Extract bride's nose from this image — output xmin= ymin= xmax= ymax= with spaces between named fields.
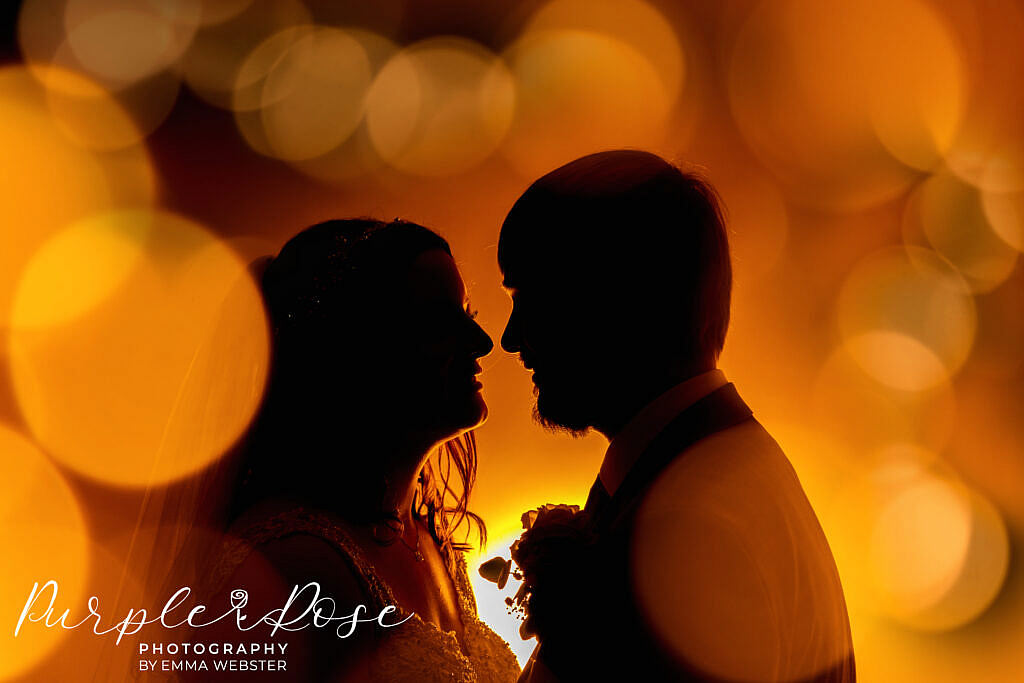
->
xmin=467 ymin=318 xmax=494 ymax=359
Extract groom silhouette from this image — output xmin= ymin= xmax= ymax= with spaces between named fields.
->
xmin=500 ymin=150 xmax=855 ymax=682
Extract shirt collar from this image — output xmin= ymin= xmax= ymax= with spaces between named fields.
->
xmin=598 ymin=369 xmax=728 ymax=496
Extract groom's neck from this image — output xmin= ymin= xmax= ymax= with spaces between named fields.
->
xmin=592 ymin=360 xmax=715 ymax=441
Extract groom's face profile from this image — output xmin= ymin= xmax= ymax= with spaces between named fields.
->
xmin=500 ymin=266 xmax=613 ymax=433
xmin=498 ymin=150 xmax=732 ymax=435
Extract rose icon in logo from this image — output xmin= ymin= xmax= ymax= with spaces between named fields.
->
xmin=230 ymin=589 xmax=248 ymax=609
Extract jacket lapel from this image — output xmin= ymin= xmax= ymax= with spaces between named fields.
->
xmin=592 ymin=383 xmax=753 ymax=533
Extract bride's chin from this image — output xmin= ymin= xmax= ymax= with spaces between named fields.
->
xmin=455 ymin=395 xmax=489 ymax=432
xmin=428 ymin=399 xmax=489 ymax=443
xmin=466 ymin=396 xmax=489 ymax=426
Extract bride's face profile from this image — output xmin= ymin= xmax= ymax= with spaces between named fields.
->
xmin=397 ymin=249 xmax=493 ymax=441
xmin=257 ymin=221 xmax=493 ymax=459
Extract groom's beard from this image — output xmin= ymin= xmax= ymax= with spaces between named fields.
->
xmin=532 ymin=384 xmax=592 ymax=438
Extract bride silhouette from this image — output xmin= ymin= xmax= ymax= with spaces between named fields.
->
xmin=182 ymin=219 xmax=518 ymax=682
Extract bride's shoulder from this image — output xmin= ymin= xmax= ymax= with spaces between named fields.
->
xmin=183 ymin=508 xmax=383 ymax=681
xmin=214 ymin=504 xmax=389 ymax=610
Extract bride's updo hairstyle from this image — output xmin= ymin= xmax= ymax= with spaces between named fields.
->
xmin=234 ymin=218 xmax=485 ymax=556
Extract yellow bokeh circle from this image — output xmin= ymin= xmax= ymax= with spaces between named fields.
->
xmin=521 ymin=0 xmax=684 ymax=98
xmin=9 ymin=209 xmax=270 ymax=487
xmin=728 ymin=0 xmax=964 ymax=210
xmin=903 ymin=170 xmax=1019 ymax=293
xmin=0 ymin=66 xmax=156 ymax=331
xmin=366 ymin=37 xmax=515 ymax=177
xmin=500 ymin=28 xmax=674 ymax=177
xmin=0 ymin=424 xmax=89 ymax=680
xmin=867 ymin=457 xmax=1010 ymax=631
xmin=179 ymin=0 xmax=311 ymax=110
xmin=259 ymin=26 xmax=374 ymax=162
xmin=837 ymin=246 xmax=976 ymax=391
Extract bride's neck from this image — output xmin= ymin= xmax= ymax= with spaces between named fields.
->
xmin=377 ymin=433 xmax=448 ymax=529
xmin=246 ymin=411 xmax=451 ymax=529
xmin=300 ymin=431 xmax=441 ymax=528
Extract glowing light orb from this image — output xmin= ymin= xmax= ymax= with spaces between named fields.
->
xmin=870 ymin=476 xmax=973 ymax=616
xmin=366 ymin=37 xmax=515 ymax=176
xmin=829 ymin=449 xmax=1009 ymax=632
xmin=950 ymin=141 xmax=1024 ymax=196
xmin=179 ymin=0 xmax=311 ymax=109
xmin=0 ymin=423 xmax=89 ymax=680
xmin=844 ymin=331 xmax=950 ymax=393
xmin=8 ymin=210 xmax=270 ymax=487
xmin=233 ymin=27 xmax=396 ymax=182
xmin=981 ymin=170 xmax=1024 ymax=253
xmin=728 ymin=0 xmax=964 ymax=210
xmin=260 ymin=26 xmax=373 ymax=162
xmin=0 ymin=66 xmax=155 ymax=331
xmin=837 ymin=247 xmax=976 ymax=391
xmin=522 ymin=0 xmax=685 ymax=103
xmin=20 ymin=0 xmax=197 ymax=87
xmin=18 ymin=0 xmax=189 ymax=145
xmin=10 ymin=212 xmax=147 ymax=330
xmin=28 ymin=542 xmax=150 ymax=681
xmin=36 ymin=65 xmax=156 ymax=151
xmin=500 ymin=29 xmax=673 ymax=177
xmin=811 ymin=344 xmax=958 ymax=455
xmin=63 ymin=0 xmax=199 ymax=85
xmin=904 ymin=170 xmax=1019 ymax=292
xmin=943 ymin=0 xmax=1024 ymax=196
xmin=867 ymin=463 xmax=1010 ymax=631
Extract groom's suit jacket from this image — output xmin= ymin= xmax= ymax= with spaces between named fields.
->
xmin=521 ymin=371 xmax=855 ymax=682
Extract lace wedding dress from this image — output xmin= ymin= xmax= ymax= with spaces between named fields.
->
xmin=210 ymin=508 xmax=521 ymax=682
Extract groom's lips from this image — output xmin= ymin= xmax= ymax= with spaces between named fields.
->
xmin=519 ymin=356 xmax=544 ymax=385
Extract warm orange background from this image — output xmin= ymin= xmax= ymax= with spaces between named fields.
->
xmin=1 ymin=0 xmax=1023 ymax=680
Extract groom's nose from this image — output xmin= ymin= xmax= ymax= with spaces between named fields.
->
xmin=501 ymin=308 xmax=521 ymax=354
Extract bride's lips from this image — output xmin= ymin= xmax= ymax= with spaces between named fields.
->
xmin=468 ymin=363 xmax=483 ymax=391
xmin=447 ymin=361 xmax=483 ymax=395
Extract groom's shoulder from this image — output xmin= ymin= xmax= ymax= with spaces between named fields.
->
xmin=647 ymin=417 xmax=801 ymax=508
xmin=622 ymin=419 xmax=854 ymax=682
xmin=631 ymin=417 xmax=825 ymax=553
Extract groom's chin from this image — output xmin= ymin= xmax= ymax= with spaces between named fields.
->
xmin=533 ymin=388 xmax=592 ymax=437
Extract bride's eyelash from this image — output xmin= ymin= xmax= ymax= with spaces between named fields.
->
xmin=465 ymin=305 xmax=479 ymax=320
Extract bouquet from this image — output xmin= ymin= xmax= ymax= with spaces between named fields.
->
xmin=479 ymin=504 xmax=597 ymax=641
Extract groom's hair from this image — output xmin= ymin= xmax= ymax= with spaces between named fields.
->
xmin=499 ymin=149 xmax=732 ymax=364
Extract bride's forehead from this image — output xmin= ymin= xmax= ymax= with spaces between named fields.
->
xmin=407 ymin=249 xmax=466 ymax=303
